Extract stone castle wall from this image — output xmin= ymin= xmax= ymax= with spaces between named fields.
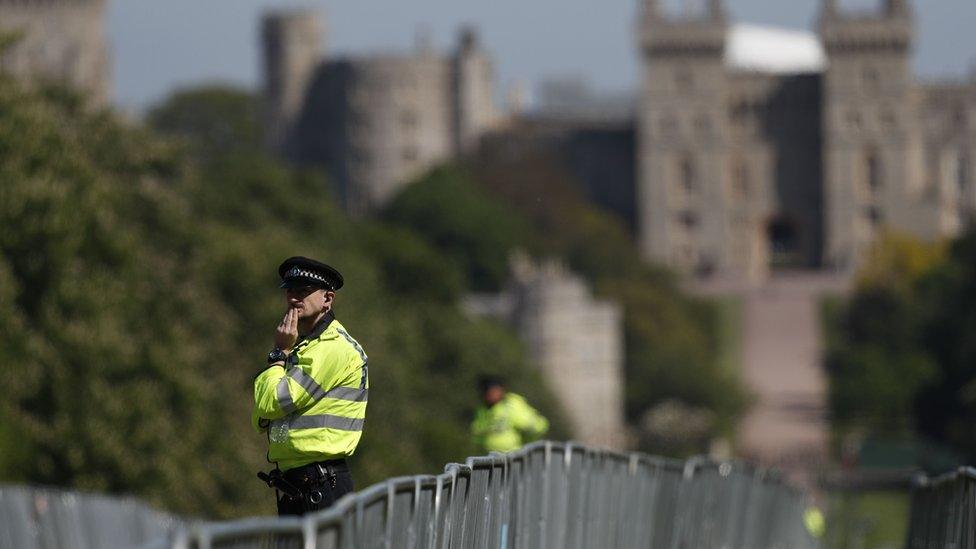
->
xmin=0 ymin=0 xmax=111 ymax=105
xmin=263 ymin=11 xmax=499 ymax=215
xmin=465 ymin=257 xmax=628 ymax=450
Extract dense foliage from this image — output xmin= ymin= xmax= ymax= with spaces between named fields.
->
xmin=387 ymin=150 xmax=747 ymax=454
xmin=826 ymin=230 xmax=976 ymax=467
xmin=0 ymin=82 xmax=565 ymax=518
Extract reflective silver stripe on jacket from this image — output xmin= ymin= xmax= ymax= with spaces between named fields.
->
xmin=276 ymin=377 xmax=296 ymax=414
xmin=336 ymin=328 xmax=369 ymax=390
xmin=286 ymin=367 xmax=368 ymax=403
xmin=289 ymin=414 xmax=365 ymax=431
xmin=336 ymin=328 xmax=367 ymax=363
xmin=323 ymin=385 xmax=368 ymax=402
xmin=287 ymin=368 xmax=327 ymax=400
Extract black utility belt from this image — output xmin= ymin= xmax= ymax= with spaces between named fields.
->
xmin=282 ymin=459 xmax=348 ymax=485
xmin=258 ymin=459 xmax=348 ymax=501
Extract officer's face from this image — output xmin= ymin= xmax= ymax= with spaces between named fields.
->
xmin=484 ymin=386 xmax=505 ymax=407
xmin=285 ymin=285 xmax=334 ymax=319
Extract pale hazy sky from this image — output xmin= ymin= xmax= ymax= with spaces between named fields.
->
xmin=109 ymin=0 xmax=976 ymax=110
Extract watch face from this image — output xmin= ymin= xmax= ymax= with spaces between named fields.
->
xmin=268 ymin=349 xmax=286 ymax=363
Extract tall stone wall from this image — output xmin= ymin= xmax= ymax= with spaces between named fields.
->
xmin=919 ymin=82 xmax=976 ymax=236
xmin=508 ymin=258 xmax=627 ymax=449
xmin=0 ymin=0 xmax=111 ymax=105
xmin=462 ymin=257 xmax=628 ymax=449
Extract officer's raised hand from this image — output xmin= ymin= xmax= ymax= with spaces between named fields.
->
xmin=275 ymin=307 xmax=299 ymax=353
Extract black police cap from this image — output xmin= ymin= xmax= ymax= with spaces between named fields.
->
xmin=278 ymin=256 xmax=344 ymax=291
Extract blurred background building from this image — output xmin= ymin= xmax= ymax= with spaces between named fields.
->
xmin=637 ymin=0 xmax=976 ymax=282
xmin=262 ymin=11 xmax=499 ymax=216
xmin=256 ymin=1 xmax=975 ymax=282
xmin=0 ymin=0 xmax=111 ymax=106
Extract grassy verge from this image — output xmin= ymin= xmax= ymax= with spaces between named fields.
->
xmin=825 ymin=490 xmax=910 ymax=549
xmin=715 ymin=296 xmax=744 ymax=376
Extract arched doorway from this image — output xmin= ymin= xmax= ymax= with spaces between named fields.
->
xmin=767 ymin=216 xmax=802 ymax=269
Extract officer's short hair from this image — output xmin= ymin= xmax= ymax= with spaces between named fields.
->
xmin=478 ymin=375 xmax=506 ymax=394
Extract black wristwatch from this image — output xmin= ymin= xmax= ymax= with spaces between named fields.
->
xmin=267 ymin=348 xmax=288 ymax=364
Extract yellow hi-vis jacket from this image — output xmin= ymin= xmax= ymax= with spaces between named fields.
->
xmin=252 ymin=312 xmax=368 ymax=471
xmin=471 ymin=392 xmax=549 ymax=453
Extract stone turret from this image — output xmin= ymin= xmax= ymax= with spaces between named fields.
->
xmin=451 ymin=27 xmax=497 ymax=155
xmin=708 ymin=0 xmax=726 ymax=20
xmin=0 ymin=0 xmax=111 ymax=105
xmin=820 ymin=0 xmax=923 ymax=271
xmin=886 ymin=0 xmax=910 ymax=17
xmin=262 ymin=11 xmax=323 ymax=155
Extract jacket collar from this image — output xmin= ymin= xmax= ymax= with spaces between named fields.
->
xmin=296 ymin=310 xmax=335 ymax=348
xmin=310 ymin=310 xmax=335 ymax=339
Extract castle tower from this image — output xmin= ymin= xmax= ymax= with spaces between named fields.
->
xmin=451 ymin=27 xmax=497 ymax=155
xmin=262 ymin=11 xmax=322 ymax=155
xmin=0 ymin=0 xmax=112 ymax=105
xmin=820 ymin=0 xmax=923 ymax=271
xmin=636 ymin=0 xmax=730 ymax=274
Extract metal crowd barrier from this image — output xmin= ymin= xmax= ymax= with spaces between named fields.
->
xmin=160 ymin=441 xmax=816 ymax=549
xmin=0 ymin=484 xmax=180 ymax=549
xmin=906 ymin=466 xmax=976 ymax=549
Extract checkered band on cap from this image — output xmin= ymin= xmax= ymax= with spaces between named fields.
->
xmin=284 ymin=266 xmax=330 ymax=286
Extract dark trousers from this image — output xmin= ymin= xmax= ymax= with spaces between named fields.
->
xmin=275 ymin=459 xmax=354 ymax=516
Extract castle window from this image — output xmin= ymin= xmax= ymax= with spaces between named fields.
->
xmin=865 ymin=151 xmax=883 ymax=194
xmin=677 ymin=210 xmax=699 ymax=231
xmin=399 ymin=110 xmax=418 ymax=131
xmin=695 ymin=114 xmax=711 ymax=134
xmin=940 ymin=149 xmax=969 ymax=196
xmin=862 ymin=67 xmax=880 ymax=92
xmin=864 ymin=206 xmax=883 ymax=230
xmin=954 ymin=107 xmax=968 ymax=128
xmin=679 ymin=156 xmax=697 ymax=194
xmin=660 ymin=115 xmax=678 ymax=133
xmin=402 ymin=146 xmax=419 ymax=163
xmin=730 ymin=102 xmax=749 ymax=126
xmin=730 ymin=159 xmax=750 ymax=201
xmin=956 ymin=153 xmax=969 ymax=193
xmin=676 ymin=69 xmax=693 ymax=92
xmin=881 ymin=110 xmax=897 ymax=128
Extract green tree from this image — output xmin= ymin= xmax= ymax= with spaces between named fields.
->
xmin=383 ymin=166 xmax=532 ymax=291
xmin=0 ymin=80 xmax=569 ymax=519
xmin=826 ymin=229 xmax=976 ymax=467
xmin=147 ymin=86 xmax=263 ymax=158
xmin=915 ymin=228 xmax=976 ymax=460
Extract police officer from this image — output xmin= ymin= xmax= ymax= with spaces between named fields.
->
xmin=471 ymin=376 xmax=549 ymax=453
xmin=252 ymin=257 xmax=368 ymax=516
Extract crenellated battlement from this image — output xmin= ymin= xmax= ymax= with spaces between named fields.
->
xmin=819 ymin=0 xmax=914 ymax=52
xmin=639 ymin=0 xmax=727 ymax=57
